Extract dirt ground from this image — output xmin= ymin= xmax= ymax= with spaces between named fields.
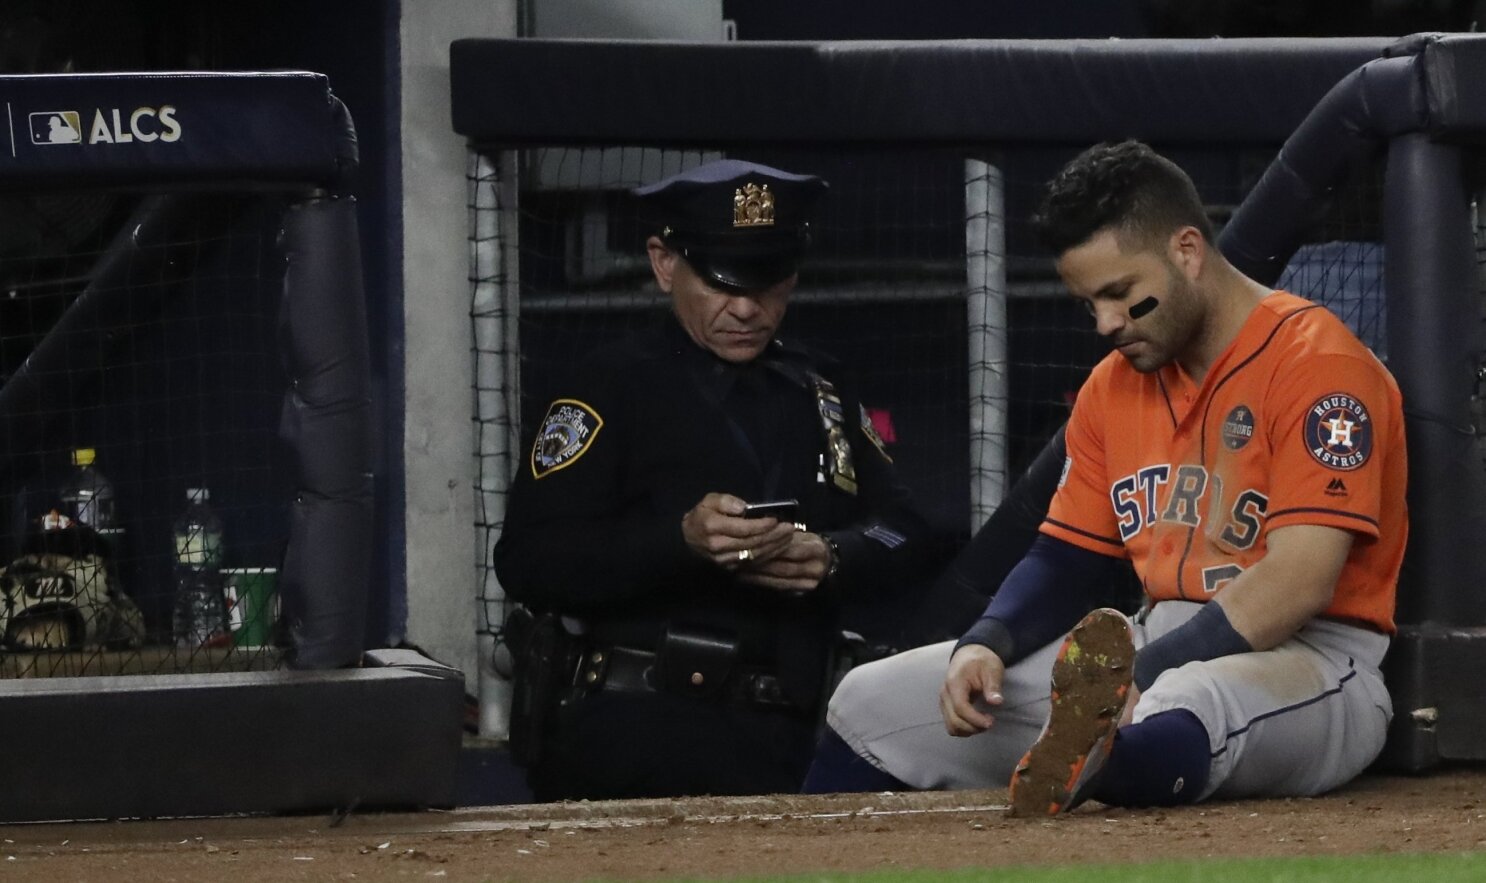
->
xmin=3 ymin=769 xmax=1484 ymax=882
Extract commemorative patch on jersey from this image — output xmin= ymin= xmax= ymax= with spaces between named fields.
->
xmin=859 ymin=404 xmax=894 ymax=463
xmin=1221 ymin=404 xmax=1256 ymax=451
xmin=1303 ymin=392 xmax=1372 ymax=471
xmin=531 ymin=398 xmax=604 ymax=479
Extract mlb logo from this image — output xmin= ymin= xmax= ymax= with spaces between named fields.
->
xmin=29 ymin=111 xmax=82 ymax=145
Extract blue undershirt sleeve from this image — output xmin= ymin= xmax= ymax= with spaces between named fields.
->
xmin=1132 ymin=601 xmax=1252 ymax=691
xmin=954 ymin=534 xmax=1125 ymax=667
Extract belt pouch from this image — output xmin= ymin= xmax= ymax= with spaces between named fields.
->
xmin=656 ymin=625 xmax=739 ymax=700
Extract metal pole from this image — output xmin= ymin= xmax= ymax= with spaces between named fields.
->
xmin=472 ymin=149 xmax=523 ymax=739
xmin=965 ymin=158 xmax=1009 ymax=532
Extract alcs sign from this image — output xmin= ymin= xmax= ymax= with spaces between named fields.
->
xmin=30 ymin=106 xmax=182 ymax=146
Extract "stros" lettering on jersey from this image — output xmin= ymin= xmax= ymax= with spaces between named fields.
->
xmin=1109 ymin=464 xmax=1269 ymax=549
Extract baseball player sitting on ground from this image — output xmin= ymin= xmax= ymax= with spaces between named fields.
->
xmin=802 ymin=140 xmax=1407 ymax=815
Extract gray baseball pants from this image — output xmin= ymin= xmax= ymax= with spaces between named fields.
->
xmin=826 ymin=600 xmax=1391 ymax=800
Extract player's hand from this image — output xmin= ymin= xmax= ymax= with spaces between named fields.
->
xmin=735 ymin=531 xmax=831 ymax=592
xmin=681 ymin=493 xmax=796 ymax=570
xmin=940 ymin=643 xmax=1006 ymax=737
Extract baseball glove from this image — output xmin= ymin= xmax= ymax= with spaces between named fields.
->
xmin=0 ymin=524 xmax=145 ymax=651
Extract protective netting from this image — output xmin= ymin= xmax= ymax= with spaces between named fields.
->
xmin=1273 ymin=160 xmax=1388 ymax=360
xmin=0 ymin=191 xmax=293 ymax=676
xmin=469 ymin=144 xmax=1388 ymax=685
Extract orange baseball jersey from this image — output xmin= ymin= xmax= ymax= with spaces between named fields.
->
xmin=1042 ymin=291 xmax=1407 ymax=633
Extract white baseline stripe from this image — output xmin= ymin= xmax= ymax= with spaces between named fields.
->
xmin=433 ymin=802 xmax=1011 ymax=834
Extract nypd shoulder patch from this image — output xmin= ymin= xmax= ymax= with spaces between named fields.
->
xmin=531 ymin=398 xmax=604 ymax=479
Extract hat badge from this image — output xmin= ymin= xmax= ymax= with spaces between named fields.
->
xmin=733 ymin=182 xmax=775 ymax=228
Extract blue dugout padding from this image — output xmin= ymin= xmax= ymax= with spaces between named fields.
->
xmin=0 ymin=71 xmax=350 ymax=188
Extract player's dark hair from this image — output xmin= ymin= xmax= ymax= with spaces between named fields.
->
xmin=1033 ymin=140 xmax=1214 ymax=256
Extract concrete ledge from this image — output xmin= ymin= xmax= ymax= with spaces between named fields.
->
xmin=0 ymin=652 xmax=463 ymax=822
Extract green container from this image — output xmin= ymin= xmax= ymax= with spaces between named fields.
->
xmin=221 ymin=568 xmax=279 ymax=648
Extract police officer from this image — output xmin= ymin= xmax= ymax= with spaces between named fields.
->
xmin=493 ymin=159 xmax=928 ymax=800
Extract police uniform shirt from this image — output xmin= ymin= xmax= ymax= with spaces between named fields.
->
xmin=493 ymin=316 xmax=925 ymax=691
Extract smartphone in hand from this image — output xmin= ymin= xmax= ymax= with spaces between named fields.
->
xmin=742 ymin=499 xmax=800 ymax=521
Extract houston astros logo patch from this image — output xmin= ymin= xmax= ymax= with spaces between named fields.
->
xmin=1221 ymin=404 xmax=1255 ymax=451
xmin=1304 ymin=392 xmax=1372 ymax=471
xmin=532 ymin=398 xmax=603 ymax=479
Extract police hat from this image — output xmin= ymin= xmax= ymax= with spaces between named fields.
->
xmin=634 ymin=159 xmax=828 ymax=291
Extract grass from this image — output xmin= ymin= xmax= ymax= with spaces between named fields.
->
xmin=715 ymin=851 xmax=1486 ymax=882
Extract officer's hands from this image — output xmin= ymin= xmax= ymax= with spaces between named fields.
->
xmin=735 ymin=531 xmax=832 ymax=592
xmin=682 ymin=493 xmax=796 ymax=569
xmin=940 ymin=643 xmax=1006 ymax=737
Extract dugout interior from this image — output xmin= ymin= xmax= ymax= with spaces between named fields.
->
xmin=454 ymin=33 xmax=1486 ymax=773
xmin=0 ymin=72 xmax=459 ymax=822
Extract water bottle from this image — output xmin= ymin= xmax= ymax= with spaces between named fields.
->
xmin=59 ymin=448 xmax=115 ymax=529
xmin=171 ymin=487 xmax=228 ymax=649
xmin=59 ymin=446 xmax=127 ymax=563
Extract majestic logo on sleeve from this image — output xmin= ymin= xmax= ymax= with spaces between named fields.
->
xmin=1221 ymin=404 xmax=1255 ymax=451
xmin=1304 ymin=393 xmax=1372 ymax=471
xmin=531 ymin=399 xmax=603 ymax=479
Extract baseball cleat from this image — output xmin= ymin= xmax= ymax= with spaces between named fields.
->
xmin=1008 ymin=607 xmax=1135 ymax=817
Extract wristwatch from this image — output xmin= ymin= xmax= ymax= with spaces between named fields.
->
xmin=820 ymin=533 xmax=842 ymax=586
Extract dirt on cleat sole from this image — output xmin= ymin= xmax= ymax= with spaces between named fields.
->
xmin=1008 ymin=609 xmax=1135 ymax=817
